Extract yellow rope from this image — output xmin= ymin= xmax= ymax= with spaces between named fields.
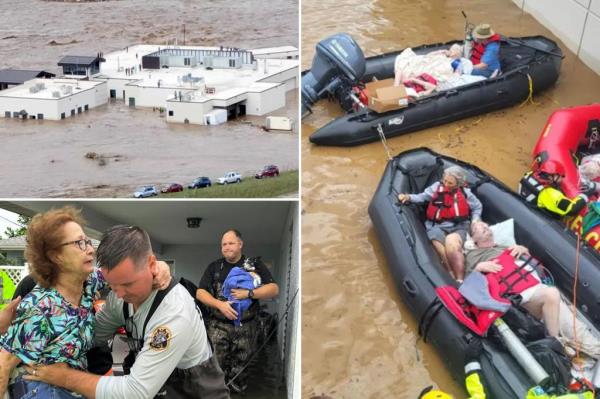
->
xmin=519 ymin=73 xmax=541 ymax=107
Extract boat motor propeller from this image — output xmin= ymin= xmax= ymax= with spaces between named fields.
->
xmin=301 ymin=33 xmax=366 ymax=118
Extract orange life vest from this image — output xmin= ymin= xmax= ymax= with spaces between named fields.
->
xmin=470 ymin=34 xmax=501 ymax=65
xmin=426 ymin=184 xmax=470 ymax=223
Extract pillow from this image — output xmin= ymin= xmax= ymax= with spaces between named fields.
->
xmin=464 ymin=218 xmax=516 ymax=250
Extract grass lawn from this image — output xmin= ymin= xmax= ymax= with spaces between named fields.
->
xmin=160 ymin=170 xmax=298 ymax=198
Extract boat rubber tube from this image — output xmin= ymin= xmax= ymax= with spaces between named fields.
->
xmin=532 ymin=104 xmax=600 ymax=197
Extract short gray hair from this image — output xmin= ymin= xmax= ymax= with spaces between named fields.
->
xmin=97 ymin=225 xmax=152 ymax=271
xmin=444 ymin=165 xmax=468 ymax=186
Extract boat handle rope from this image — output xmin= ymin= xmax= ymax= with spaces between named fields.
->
xmin=519 ymin=73 xmax=540 ymax=108
xmin=377 ymin=123 xmax=393 ymax=161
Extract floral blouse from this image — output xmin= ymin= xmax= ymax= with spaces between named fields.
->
xmin=0 ymin=269 xmax=106 ymax=375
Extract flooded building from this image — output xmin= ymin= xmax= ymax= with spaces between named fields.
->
xmin=0 ymin=78 xmax=107 ymax=120
xmin=0 ymin=69 xmax=55 ymax=91
xmin=98 ymin=44 xmax=298 ymax=125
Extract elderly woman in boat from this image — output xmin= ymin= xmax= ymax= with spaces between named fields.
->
xmin=397 ymin=165 xmax=482 ymax=282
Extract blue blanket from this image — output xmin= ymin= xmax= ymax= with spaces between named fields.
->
xmin=222 ymin=267 xmax=259 ymax=327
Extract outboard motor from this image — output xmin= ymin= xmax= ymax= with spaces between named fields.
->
xmin=301 ymin=33 xmax=366 ymax=118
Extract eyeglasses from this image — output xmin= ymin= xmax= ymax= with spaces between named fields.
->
xmin=125 ymin=316 xmax=144 ymax=353
xmin=59 ymin=238 xmax=93 ymax=252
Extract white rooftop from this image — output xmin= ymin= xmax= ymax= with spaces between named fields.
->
xmin=99 ymin=44 xmax=296 ymax=102
xmin=0 ymin=78 xmax=104 ymax=100
xmin=249 ymin=46 xmax=298 ymax=57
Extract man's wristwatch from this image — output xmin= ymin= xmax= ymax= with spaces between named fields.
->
xmin=248 ymin=289 xmax=254 ymax=299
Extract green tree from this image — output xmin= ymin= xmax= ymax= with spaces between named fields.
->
xmin=3 ymin=215 xmax=31 ymax=238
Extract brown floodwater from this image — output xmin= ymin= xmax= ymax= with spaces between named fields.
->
xmin=0 ymin=0 xmax=298 ymax=197
xmin=301 ymin=0 xmax=600 ymax=398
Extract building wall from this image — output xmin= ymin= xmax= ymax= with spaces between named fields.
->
xmin=0 ymin=96 xmax=59 ymax=119
xmin=166 ymin=99 xmax=213 ymax=124
xmin=272 ymin=203 xmax=300 ymax=399
xmin=246 ymin=84 xmax=286 ymax=115
xmin=158 ymin=242 xmax=282 ymax=315
xmin=260 ymin=67 xmax=298 ymax=91
xmin=56 ymin=82 xmax=108 ymax=119
xmin=0 ymin=82 xmax=107 ymax=120
xmin=105 ymin=78 xmax=137 ymax=100
xmin=513 ymin=0 xmax=600 ymax=75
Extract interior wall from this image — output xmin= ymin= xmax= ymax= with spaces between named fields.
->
xmin=159 ymin=242 xmax=282 ymax=313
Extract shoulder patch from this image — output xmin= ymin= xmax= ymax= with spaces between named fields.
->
xmin=149 ymin=326 xmax=172 ymax=351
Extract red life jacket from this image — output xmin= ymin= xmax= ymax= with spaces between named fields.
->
xmin=426 ymin=184 xmax=470 ymax=223
xmin=486 ymin=250 xmax=540 ymax=298
xmin=403 ymin=73 xmax=437 ymax=93
xmin=470 ymin=33 xmax=501 ymax=65
xmin=436 ymin=249 xmax=541 ymax=336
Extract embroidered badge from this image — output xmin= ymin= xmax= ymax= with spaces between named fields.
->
xmin=149 ymin=326 xmax=172 ymax=351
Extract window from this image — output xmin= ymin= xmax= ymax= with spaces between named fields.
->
xmin=229 ymin=59 xmax=235 ymax=68
xmin=168 ymin=110 xmax=174 ymax=116
xmin=84 ymin=104 xmax=89 ymax=111
xmin=13 ymin=112 xmax=19 ymax=118
xmin=5 ymin=111 xmax=11 ymax=118
xmin=77 ymin=107 xmax=82 ymax=114
xmin=61 ymin=112 xmax=65 ymax=119
xmin=184 ymin=58 xmax=190 ymax=66
xmin=71 ymin=109 xmax=75 ymax=116
xmin=37 ymin=113 xmax=43 ymax=120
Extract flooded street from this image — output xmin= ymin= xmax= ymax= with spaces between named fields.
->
xmin=0 ymin=0 xmax=298 ymax=197
xmin=301 ymin=1 xmax=600 ymax=398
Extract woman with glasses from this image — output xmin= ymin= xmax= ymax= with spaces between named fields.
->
xmin=0 ymin=206 xmax=105 ymax=399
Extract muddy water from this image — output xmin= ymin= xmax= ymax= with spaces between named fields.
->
xmin=0 ymin=0 xmax=298 ymax=197
xmin=301 ymin=1 xmax=600 ymax=398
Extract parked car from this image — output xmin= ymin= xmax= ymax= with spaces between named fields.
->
xmin=133 ymin=186 xmax=158 ymax=198
xmin=161 ymin=183 xmax=183 ymax=193
xmin=188 ymin=177 xmax=212 ymax=189
xmin=255 ymin=164 xmax=280 ymax=179
xmin=217 ymin=172 xmax=242 ymax=185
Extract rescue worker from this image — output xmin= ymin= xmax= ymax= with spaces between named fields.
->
xmin=418 ymin=339 xmax=487 ymax=399
xmin=519 ymin=160 xmax=590 ymax=218
xmin=398 ymin=166 xmax=483 ymax=282
xmin=24 ymin=225 xmax=230 ymax=399
xmin=196 ymin=229 xmax=279 ymax=394
xmin=469 ymin=23 xmax=501 ymax=77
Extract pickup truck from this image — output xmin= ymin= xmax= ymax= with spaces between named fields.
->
xmin=217 ymin=172 xmax=242 ymax=185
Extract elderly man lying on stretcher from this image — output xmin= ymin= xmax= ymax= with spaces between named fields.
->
xmin=464 ymin=220 xmax=600 ymax=358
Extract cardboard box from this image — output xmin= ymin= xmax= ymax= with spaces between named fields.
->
xmin=365 ymin=78 xmax=408 ymax=113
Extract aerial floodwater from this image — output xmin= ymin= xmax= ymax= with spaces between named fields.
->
xmin=0 ymin=0 xmax=298 ymax=197
xmin=301 ymin=0 xmax=600 ymax=398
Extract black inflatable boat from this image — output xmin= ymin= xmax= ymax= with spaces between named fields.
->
xmin=304 ymin=34 xmax=562 ymax=146
xmin=368 ymin=148 xmax=600 ymax=398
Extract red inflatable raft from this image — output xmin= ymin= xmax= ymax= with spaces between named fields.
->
xmin=532 ymin=104 xmax=600 ymax=197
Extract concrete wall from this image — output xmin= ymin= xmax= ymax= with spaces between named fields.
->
xmin=514 ymin=0 xmax=600 ymax=75
xmin=57 ymin=82 xmax=108 ymax=118
xmin=166 ymin=98 xmax=213 ymax=124
xmin=125 ymin=84 xmax=183 ymax=108
xmin=0 ymin=82 xmax=107 ymax=120
xmin=104 ymin=78 xmax=137 ymax=100
xmin=259 ymin=67 xmax=298 ymax=91
xmin=246 ymin=84 xmax=286 ymax=115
